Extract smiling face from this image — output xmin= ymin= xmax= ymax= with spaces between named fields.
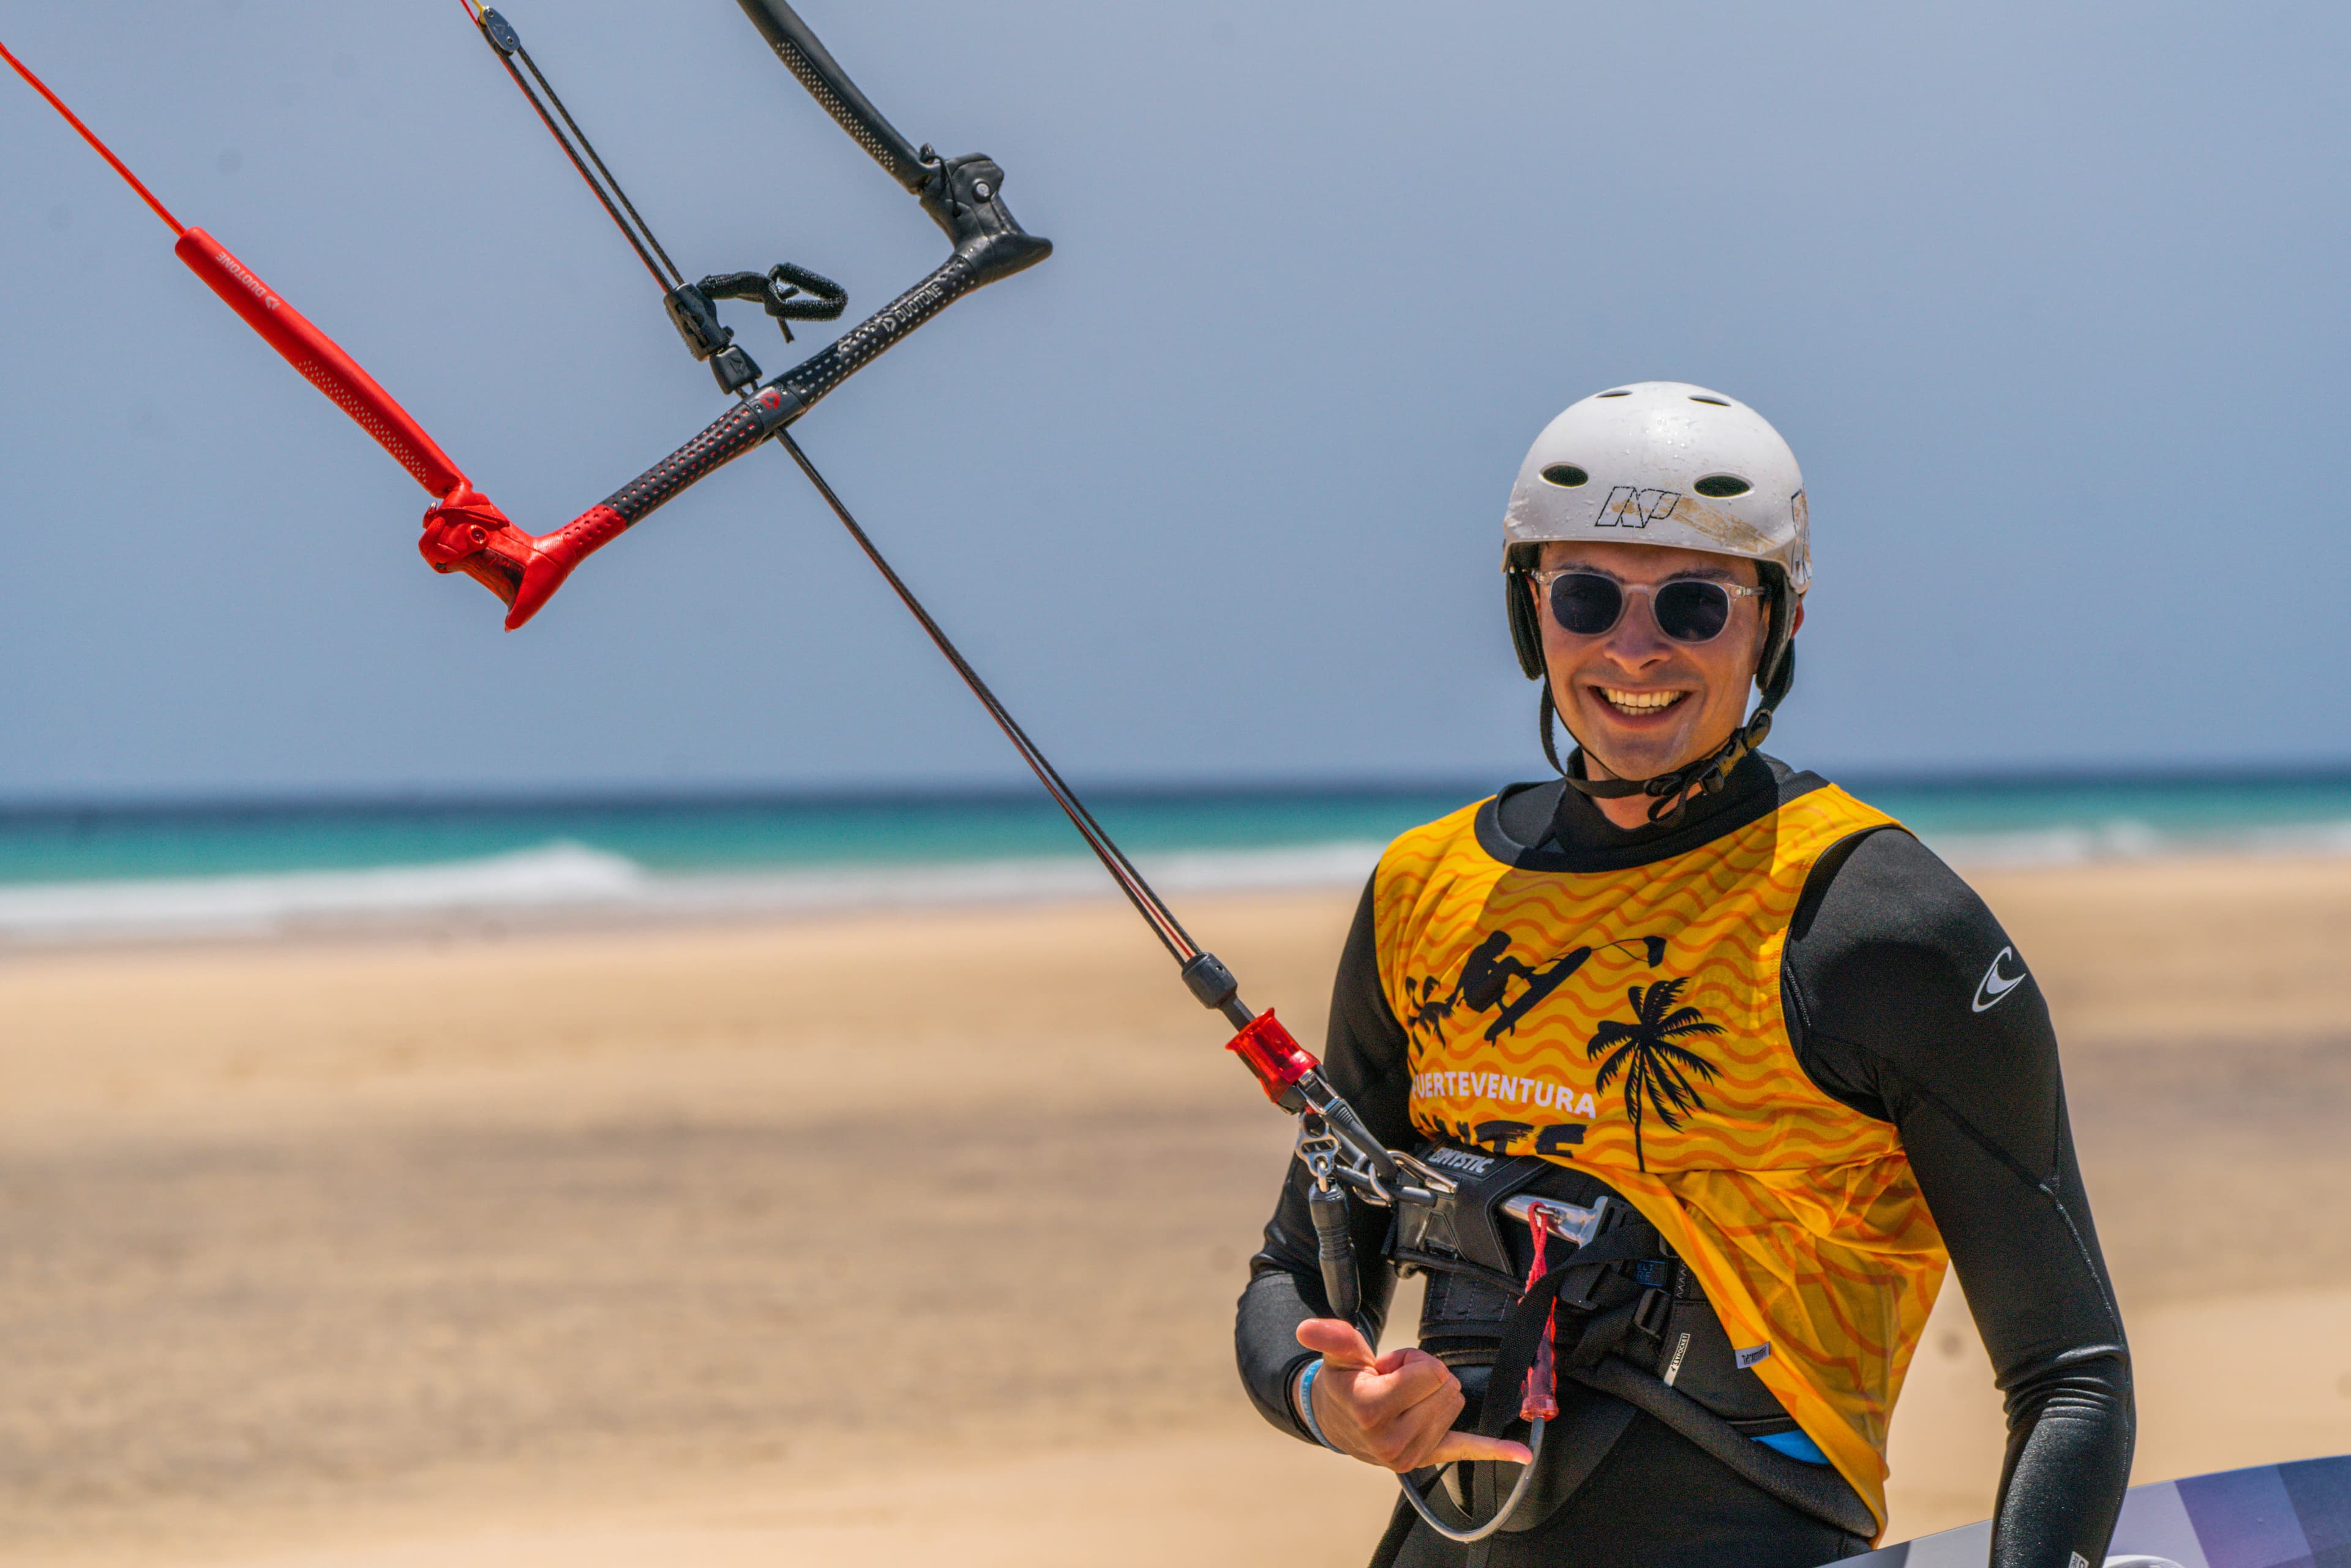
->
xmin=1534 ymin=539 xmax=1793 ymax=814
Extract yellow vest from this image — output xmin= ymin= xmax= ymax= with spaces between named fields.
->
xmin=1375 ymin=781 xmax=1947 ymax=1533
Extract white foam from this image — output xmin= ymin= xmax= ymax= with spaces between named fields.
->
xmin=0 ymin=839 xmax=1388 ymax=945
xmin=1925 ymin=817 xmax=2351 ymax=868
xmin=5 ymin=814 xmax=2349 ymax=944
xmin=0 ymin=842 xmax=647 ymax=942
xmin=621 ymin=840 xmax=1387 ymax=915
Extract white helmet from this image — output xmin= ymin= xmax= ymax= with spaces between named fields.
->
xmin=1502 ymin=381 xmax=1809 ymax=596
xmin=1501 ymin=381 xmax=1809 ymax=813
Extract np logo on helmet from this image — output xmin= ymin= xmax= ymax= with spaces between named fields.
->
xmin=1597 ymin=486 xmax=1681 ymax=528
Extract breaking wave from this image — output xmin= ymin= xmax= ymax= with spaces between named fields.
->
xmin=1918 ymin=817 xmax=2351 ymax=867
xmin=0 ymin=838 xmax=1389 ymax=945
xmin=3 ymin=808 xmax=2349 ymax=945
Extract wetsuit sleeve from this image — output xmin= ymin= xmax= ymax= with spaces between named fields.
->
xmin=1787 ymin=828 xmax=2135 ymax=1568
xmin=1234 ymin=871 xmax=1415 ymax=1442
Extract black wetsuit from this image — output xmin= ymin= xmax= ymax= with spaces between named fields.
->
xmin=1234 ymin=756 xmax=2134 ymax=1568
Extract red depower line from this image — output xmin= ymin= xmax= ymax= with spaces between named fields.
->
xmin=0 ymin=37 xmax=184 ymax=236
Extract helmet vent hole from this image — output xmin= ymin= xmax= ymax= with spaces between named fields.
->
xmin=1693 ymin=474 xmax=1751 ymax=498
xmin=1688 ymin=395 xmax=1730 ymax=407
xmin=1540 ymin=463 xmax=1589 ymax=489
xmin=1595 ymin=389 xmax=1632 ymax=398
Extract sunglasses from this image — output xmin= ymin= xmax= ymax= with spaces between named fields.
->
xmin=1528 ymin=568 xmax=1768 ymax=643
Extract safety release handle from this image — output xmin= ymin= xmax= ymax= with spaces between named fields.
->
xmin=174 ymin=228 xmax=472 ymax=500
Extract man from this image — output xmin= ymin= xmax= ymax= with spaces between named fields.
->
xmin=1234 ymin=383 xmax=2132 ymax=1568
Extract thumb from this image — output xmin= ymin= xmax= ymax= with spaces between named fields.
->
xmin=1294 ymin=1316 xmax=1377 ymax=1369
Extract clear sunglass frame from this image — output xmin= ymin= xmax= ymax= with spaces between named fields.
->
xmin=1527 ymin=568 xmax=1769 ymax=643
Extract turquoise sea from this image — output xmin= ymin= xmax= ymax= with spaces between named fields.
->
xmin=1 ymin=771 xmax=2346 ymax=942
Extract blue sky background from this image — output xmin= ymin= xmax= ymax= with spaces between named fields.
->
xmin=4 ymin=1 xmax=2345 ymax=800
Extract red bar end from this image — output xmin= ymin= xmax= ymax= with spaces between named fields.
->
xmin=418 ymin=493 xmax=629 ymax=631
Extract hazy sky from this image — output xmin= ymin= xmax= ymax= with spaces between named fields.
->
xmin=5 ymin=1 xmax=2345 ymax=800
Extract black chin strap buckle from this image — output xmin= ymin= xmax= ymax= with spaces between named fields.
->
xmin=1544 ymin=686 xmax=1786 ymax=825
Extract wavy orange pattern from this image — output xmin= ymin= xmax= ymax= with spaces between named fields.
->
xmin=1372 ymin=786 xmax=1948 ymax=1535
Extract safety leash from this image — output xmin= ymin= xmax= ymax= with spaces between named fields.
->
xmin=1521 ymin=1210 xmax=1562 ymax=1424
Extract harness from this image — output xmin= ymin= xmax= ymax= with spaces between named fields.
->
xmin=1342 ymin=1139 xmax=1876 ymax=1551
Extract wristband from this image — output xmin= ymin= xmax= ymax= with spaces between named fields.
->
xmin=1295 ymin=1357 xmax=1341 ymax=1451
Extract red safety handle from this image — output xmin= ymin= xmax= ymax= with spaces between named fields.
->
xmin=173 ymin=228 xmax=472 ymax=500
xmin=1520 ymin=1212 xmax=1561 ymax=1422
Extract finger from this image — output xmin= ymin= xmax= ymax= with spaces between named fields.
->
xmin=1295 ymin=1317 xmax=1377 ymax=1368
xmin=1378 ymin=1346 xmax=1455 ymax=1381
xmin=1426 ymin=1431 xmax=1534 ymax=1468
xmin=1349 ymin=1379 xmax=1462 ymax=1473
xmin=1384 ymin=1385 xmax=1471 ymax=1472
xmin=1360 ymin=1352 xmax=1458 ymax=1412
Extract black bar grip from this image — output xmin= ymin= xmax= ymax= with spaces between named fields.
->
xmin=601 ymin=384 xmax=797 ymax=524
xmin=419 ymin=384 xmax=800 ymax=631
xmin=769 ymin=253 xmax=981 ymax=418
xmin=1308 ymin=1182 xmax=1361 ymax=1326
xmin=761 ymin=154 xmax=1049 ymax=422
xmin=733 ymin=0 xmax=931 ymax=193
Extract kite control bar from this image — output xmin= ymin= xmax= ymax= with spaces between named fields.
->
xmin=416 ymin=140 xmax=1048 ymax=630
xmin=424 ymin=2 xmax=1051 ymax=628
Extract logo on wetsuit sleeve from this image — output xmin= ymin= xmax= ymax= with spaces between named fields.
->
xmin=1971 ymin=945 xmax=2028 ymax=1013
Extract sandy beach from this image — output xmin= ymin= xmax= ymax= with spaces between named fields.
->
xmin=4 ymin=853 xmax=2350 ymax=1566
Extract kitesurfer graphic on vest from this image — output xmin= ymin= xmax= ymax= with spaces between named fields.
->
xmin=1404 ymin=931 xmax=1670 ymax=1045
xmin=1233 ymin=384 xmax=2134 ymax=1568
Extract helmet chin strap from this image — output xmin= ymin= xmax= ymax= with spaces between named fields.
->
xmin=1541 ymin=647 xmax=1795 ymax=825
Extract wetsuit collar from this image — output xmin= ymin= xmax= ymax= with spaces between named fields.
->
xmin=1474 ymin=752 xmax=1829 ymax=874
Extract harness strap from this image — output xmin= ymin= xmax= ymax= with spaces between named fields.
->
xmin=1572 ymin=1357 xmax=1877 ymax=1538
xmin=1468 ymin=1226 xmax=1875 ymax=1541
xmin=1367 ymin=1492 xmax=1419 ymax=1568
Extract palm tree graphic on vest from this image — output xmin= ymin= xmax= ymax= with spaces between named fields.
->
xmin=1587 ymin=978 xmax=1723 ymax=1171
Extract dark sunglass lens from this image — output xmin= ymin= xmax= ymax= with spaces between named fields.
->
xmin=1655 ymin=581 xmax=1733 ymax=642
xmin=1549 ymin=573 xmax=1622 ymax=636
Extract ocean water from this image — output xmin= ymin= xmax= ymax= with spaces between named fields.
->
xmin=1 ymin=772 xmax=2345 ymax=943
